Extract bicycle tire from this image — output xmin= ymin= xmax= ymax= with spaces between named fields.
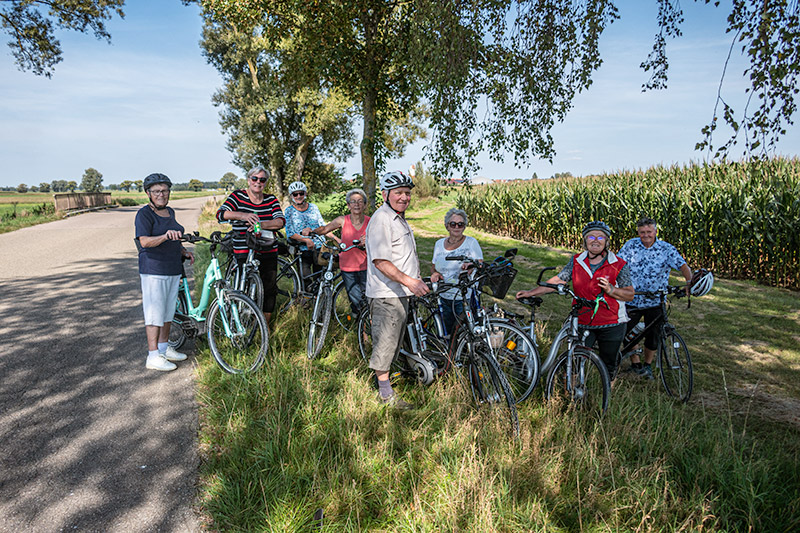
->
xmin=207 ymin=290 xmax=268 ymax=374
xmin=659 ymin=330 xmax=693 ymax=402
xmin=453 ymin=321 xmax=539 ymax=403
xmin=332 ymin=280 xmax=356 ymax=331
xmin=356 ymin=305 xmax=372 ymax=363
xmin=169 ymin=291 xmax=189 ymax=350
xmin=276 ymin=256 xmax=301 ymax=313
xmin=545 ymin=347 xmax=610 ymax=415
xmin=467 ymin=343 xmax=520 ymax=437
xmin=307 ymin=286 xmax=333 ymax=359
xmin=223 ymin=260 xmax=264 ymax=310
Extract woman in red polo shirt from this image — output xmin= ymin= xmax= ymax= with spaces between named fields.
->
xmin=516 ymin=221 xmax=634 ymax=377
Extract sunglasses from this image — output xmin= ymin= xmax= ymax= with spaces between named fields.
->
xmin=250 ymin=176 xmax=268 ymax=183
xmin=448 ymin=221 xmax=466 ymax=228
xmin=586 ymin=235 xmax=606 ymax=241
xmin=292 ymin=191 xmax=306 ymax=197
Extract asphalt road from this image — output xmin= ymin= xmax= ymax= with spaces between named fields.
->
xmin=0 ymin=197 xmax=212 ymax=532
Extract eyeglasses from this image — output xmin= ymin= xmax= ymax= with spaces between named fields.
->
xmin=292 ymin=191 xmax=306 ymax=197
xmin=448 ymin=221 xmax=466 ymax=228
xmin=250 ymin=176 xmax=268 ymax=183
xmin=149 ymin=189 xmax=170 ymax=196
xmin=348 ymin=200 xmax=365 ymax=205
xmin=586 ymin=235 xmax=606 ymax=241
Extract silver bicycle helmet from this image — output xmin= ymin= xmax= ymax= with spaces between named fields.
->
xmin=288 ymin=181 xmax=307 ymax=194
xmin=689 ymin=269 xmax=714 ymax=297
xmin=581 ymin=220 xmax=611 ymax=238
xmin=379 ymin=171 xmax=414 ymax=191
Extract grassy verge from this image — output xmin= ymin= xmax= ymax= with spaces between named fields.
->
xmin=0 ymin=190 xmax=220 ymax=234
xmin=190 ymin=196 xmax=800 ymax=531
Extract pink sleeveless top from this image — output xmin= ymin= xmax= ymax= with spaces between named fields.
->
xmin=339 ymin=214 xmax=369 ymax=272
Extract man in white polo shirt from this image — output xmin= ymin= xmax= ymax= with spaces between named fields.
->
xmin=365 ymin=171 xmax=429 ymax=409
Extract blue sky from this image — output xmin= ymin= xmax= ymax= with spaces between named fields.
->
xmin=1 ymin=0 xmax=798 ymax=188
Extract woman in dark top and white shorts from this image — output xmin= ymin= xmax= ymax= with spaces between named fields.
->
xmin=135 ymin=173 xmax=194 ymax=372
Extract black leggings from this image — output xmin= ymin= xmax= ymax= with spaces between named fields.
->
xmin=583 ymin=323 xmax=627 ymax=377
xmin=256 ymin=252 xmax=278 ymax=313
xmin=625 ymin=306 xmax=663 ymax=351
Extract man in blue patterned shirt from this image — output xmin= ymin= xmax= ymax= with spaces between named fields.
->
xmin=617 ymin=217 xmax=693 ymax=379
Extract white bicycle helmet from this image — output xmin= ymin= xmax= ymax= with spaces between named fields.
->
xmin=288 ymin=181 xmax=307 ymax=194
xmin=379 ymin=171 xmax=414 ymax=191
xmin=689 ymin=269 xmax=714 ymax=297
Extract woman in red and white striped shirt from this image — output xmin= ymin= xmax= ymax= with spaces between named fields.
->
xmin=216 ymin=166 xmax=285 ymax=323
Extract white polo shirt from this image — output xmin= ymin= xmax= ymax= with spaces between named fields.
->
xmin=365 ymin=203 xmax=420 ymax=298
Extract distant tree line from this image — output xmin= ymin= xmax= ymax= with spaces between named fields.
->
xmin=5 ymin=169 xmax=241 ymax=193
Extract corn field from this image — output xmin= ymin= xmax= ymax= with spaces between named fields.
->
xmin=456 ymin=158 xmax=800 ymax=289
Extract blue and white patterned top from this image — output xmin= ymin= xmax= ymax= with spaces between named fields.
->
xmin=618 ymin=237 xmax=687 ymax=309
xmin=284 ymin=203 xmax=325 ymax=251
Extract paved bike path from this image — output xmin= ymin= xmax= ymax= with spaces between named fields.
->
xmin=0 ymin=197 xmax=212 ymax=532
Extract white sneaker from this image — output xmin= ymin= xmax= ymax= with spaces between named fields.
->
xmin=146 ymin=353 xmax=177 ymax=371
xmin=162 ymin=346 xmax=187 ymax=362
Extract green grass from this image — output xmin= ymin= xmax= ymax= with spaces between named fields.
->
xmin=189 ymin=196 xmax=800 ymax=531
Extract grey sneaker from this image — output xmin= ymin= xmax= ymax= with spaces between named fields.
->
xmin=639 ymin=364 xmax=654 ymax=380
xmin=378 ymin=393 xmax=414 ymax=410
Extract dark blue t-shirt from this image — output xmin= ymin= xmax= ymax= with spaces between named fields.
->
xmin=135 ymin=205 xmax=185 ymax=275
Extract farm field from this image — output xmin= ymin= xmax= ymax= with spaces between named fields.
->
xmin=188 ymin=193 xmax=800 ymax=531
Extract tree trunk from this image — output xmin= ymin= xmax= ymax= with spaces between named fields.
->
xmin=361 ymin=89 xmax=378 ymax=209
xmin=291 ymin=132 xmax=314 ymax=182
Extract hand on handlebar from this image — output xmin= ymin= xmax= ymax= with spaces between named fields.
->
xmin=407 ymin=278 xmax=430 ymax=297
xmin=165 ymin=230 xmax=182 ymax=241
xmin=430 ymin=271 xmax=443 ymax=283
xmin=515 ymin=289 xmax=536 ymax=299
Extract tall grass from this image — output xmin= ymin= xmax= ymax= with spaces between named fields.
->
xmin=190 ymin=198 xmax=800 ymax=531
xmin=456 ymin=158 xmax=800 ymax=289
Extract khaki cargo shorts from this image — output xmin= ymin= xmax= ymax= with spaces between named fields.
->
xmin=368 ymin=296 xmax=409 ymax=372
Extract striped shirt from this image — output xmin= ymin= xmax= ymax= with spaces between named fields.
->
xmin=216 ymin=189 xmax=284 ymax=255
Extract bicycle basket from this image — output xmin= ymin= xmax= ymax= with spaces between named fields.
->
xmin=315 ymin=249 xmax=333 ymax=267
xmin=246 ymin=230 xmax=277 ymax=252
xmin=480 ymin=265 xmax=517 ymax=299
xmin=219 ymin=231 xmax=235 ymax=254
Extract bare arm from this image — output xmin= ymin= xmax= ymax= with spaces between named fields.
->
xmin=306 ymin=216 xmax=344 ymax=236
xmin=374 ymin=259 xmax=429 ymax=296
xmin=139 ymin=230 xmax=182 ymax=248
xmin=515 ymin=274 xmax=563 ymax=298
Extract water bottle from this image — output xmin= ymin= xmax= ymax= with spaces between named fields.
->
xmin=253 ymin=220 xmax=261 ymax=234
xmin=624 ymin=322 xmax=645 ymax=344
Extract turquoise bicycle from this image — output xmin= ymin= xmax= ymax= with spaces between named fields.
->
xmin=169 ymin=231 xmax=269 ymax=373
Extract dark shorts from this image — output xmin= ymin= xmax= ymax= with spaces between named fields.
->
xmin=625 ymin=306 xmax=663 ymax=351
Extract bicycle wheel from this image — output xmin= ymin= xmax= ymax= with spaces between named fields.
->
xmin=546 ymin=347 xmax=610 ymax=415
xmin=659 ymin=330 xmax=693 ymax=402
xmin=356 ymin=305 xmax=372 ymax=363
xmin=276 ymin=256 xmax=301 ymax=313
xmin=169 ymin=291 xmax=189 ymax=350
xmin=332 ymin=280 xmax=356 ymax=331
xmin=467 ymin=343 xmax=520 ymax=436
xmin=307 ymin=286 xmax=333 ymax=359
xmin=453 ymin=321 xmax=539 ymax=403
xmin=207 ymin=291 xmax=268 ymax=373
xmin=486 ymin=320 xmax=540 ymax=403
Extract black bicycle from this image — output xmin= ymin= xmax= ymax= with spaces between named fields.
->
xmin=619 ymin=286 xmax=693 ymax=402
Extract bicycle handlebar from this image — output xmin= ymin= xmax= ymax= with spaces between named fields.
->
xmin=635 ymin=286 xmax=687 ymax=299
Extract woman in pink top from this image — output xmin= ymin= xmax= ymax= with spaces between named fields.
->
xmin=303 ymin=188 xmax=370 ymax=313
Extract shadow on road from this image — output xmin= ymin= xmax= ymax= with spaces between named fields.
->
xmin=0 ymin=256 xmax=199 ymax=532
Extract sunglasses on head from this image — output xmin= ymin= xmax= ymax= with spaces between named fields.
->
xmin=448 ymin=221 xmax=466 ymax=228
xmin=250 ymin=176 xmax=268 ymax=183
xmin=292 ymin=191 xmax=306 ymax=197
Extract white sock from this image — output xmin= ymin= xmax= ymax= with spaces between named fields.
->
xmin=148 ymin=349 xmax=160 ymax=358
xmin=158 ymin=342 xmax=168 ymax=354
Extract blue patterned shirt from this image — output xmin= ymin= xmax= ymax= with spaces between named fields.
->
xmin=284 ymin=203 xmax=325 ymax=251
xmin=618 ymin=237 xmax=687 ymax=308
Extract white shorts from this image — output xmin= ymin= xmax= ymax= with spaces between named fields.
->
xmin=140 ymin=274 xmax=181 ymax=327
